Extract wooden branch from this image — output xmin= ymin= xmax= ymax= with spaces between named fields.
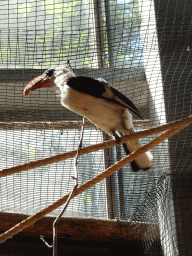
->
xmin=52 ymin=117 xmax=85 ymax=255
xmin=0 ymin=115 xmax=192 ymax=178
xmin=0 ymin=117 xmax=190 ymax=244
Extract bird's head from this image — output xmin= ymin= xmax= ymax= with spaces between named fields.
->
xmin=23 ymin=67 xmax=73 ymax=96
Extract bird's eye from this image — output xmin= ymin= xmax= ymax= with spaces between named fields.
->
xmin=45 ymin=68 xmax=54 ymax=77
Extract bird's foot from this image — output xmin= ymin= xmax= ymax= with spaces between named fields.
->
xmin=112 ymin=131 xmax=121 ymax=144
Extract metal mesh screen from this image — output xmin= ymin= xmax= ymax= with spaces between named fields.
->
xmin=0 ymin=0 xmax=192 ymax=255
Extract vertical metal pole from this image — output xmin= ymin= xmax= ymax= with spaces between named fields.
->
xmin=92 ymin=0 xmax=117 ymax=219
xmin=103 ymin=133 xmax=118 ymax=219
xmin=116 ymin=146 xmax=126 ymax=220
xmin=104 ymin=0 xmax=114 ymax=67
xmin=92 ymin=0 xmax=104 ymax=68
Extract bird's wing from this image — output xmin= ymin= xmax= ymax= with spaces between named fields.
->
xmin=66 ymin=76 xmax=106 ymax=97
xmin=109 ymin=86 xmax=143 ymax=119
xmin=66 ymin=76 xmax=142 ymax=119
xmin=96 ymin=78 xmax=143 ymax=119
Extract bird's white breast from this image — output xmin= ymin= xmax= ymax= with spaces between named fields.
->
xmin=58 ymin=84 xmax=133 ymax=136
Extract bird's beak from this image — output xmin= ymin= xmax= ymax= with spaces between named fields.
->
xmin=23 ymin=75 xmax=52 ymax=96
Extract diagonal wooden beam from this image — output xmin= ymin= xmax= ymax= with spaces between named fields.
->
xmin=0 ymin=116 xmax=191 ymax=243
xmin=0 ymin=115 xmax=192 ymax=178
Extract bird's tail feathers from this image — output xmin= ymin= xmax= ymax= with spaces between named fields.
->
xmin=118 ymin=131 xmax=153 ymax=171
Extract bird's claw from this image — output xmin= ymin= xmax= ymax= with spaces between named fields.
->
xmin=112 ymin=131 xmax=121 ymax=144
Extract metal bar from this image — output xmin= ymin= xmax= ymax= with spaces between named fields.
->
xmin=0 ymin=120 xmax=151 ymax=130
xmin=104 ymin=0 xmax=114 ymax=67
xmin=92 ymin=0 xmax=104 ymax=68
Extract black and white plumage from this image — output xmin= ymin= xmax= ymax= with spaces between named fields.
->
xmin=24 ymin=67 xmax=153 ymax=171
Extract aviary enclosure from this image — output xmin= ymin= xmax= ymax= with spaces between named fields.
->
xmin=0 ymin=0 xmax=192 ymax=255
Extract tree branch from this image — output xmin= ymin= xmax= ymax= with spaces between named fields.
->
xmin=1 ymin=115 xmax=191 ymax=178
xmin=0 ymin=118 xmax=190 ymax=244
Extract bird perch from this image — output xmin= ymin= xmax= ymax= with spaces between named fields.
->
xmin=0 ymin=115 xmax=192 ymax=243
xmin=0 ymin=115 xmax=192 ymax=178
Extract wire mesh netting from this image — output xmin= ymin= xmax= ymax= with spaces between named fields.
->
xmin=0 ymin=0 xmax=192 ymax=255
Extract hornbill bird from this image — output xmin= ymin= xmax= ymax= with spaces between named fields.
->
xmin=24 ymin=67 xmax=153 ymax=171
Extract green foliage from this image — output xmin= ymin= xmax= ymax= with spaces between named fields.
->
xmin=0 ymin=0 xmax=142 ymax=68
